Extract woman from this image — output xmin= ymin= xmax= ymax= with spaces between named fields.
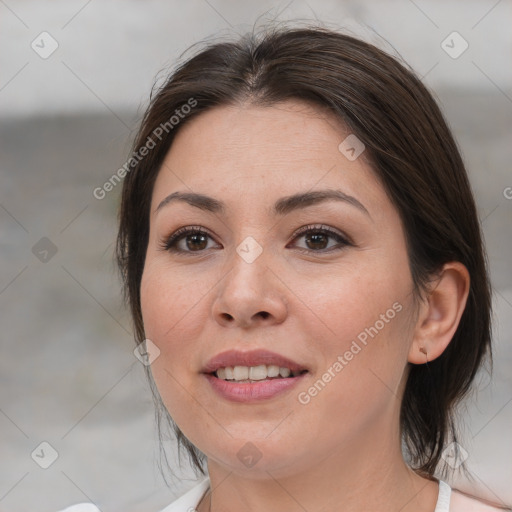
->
xmin=60 ymin=24 xmax=510 ymax=512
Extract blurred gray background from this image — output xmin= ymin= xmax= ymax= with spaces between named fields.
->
xmin=1 ymin=1 xmax=511 ymax=511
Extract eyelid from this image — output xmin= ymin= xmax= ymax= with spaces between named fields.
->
xmin=158 ymin=225 xmax=218 ymax=253
xmin=159 ymin=223 xmax=353 ymax=255
xmin=290 ymin=223 xmax=353 ymax=246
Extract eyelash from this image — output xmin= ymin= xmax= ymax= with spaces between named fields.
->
xmin=159 ymin=224 xmax=352 ymax=256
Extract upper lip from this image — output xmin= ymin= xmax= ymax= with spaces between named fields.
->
xmin=202 ymin=349 xmax=308 ymax=374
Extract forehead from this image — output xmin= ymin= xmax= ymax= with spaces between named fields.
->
xmin=151 ymin=100 xmax=386 ymax=216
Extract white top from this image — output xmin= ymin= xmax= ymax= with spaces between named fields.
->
xmin=58 ymin=477 xmax=512 ymax=511
xmin=57 ymin=478 xmax=453 ymax=511
xmin=156 ymin=479 xmax=452 ymax=512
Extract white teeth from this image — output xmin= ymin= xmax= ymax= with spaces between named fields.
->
xmin=248 ymin=365 xmax=267 ymax=380
xmin=279 ymin=367 xmax=291 ymax=378
xmin=215 ymin=364 xmax=300 ymax=381
xmin=233 ymin=366 xmax=249 ymax=380
xmin=267 ymin=365 xmax=280 ymax=377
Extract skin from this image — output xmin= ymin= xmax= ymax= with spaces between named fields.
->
xmin=140 ymin=100 xmax=470 ymax=512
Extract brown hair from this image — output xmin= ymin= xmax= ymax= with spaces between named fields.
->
xmin=116 ymin=22 xmax=499 ymax=497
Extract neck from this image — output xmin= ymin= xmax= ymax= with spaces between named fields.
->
xmin=200 ymin=419 xmax=439 ymax=512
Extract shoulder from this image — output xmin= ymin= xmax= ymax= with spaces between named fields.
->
xmin=451 ymin=489 xmax=512 ymax=512
xmin=158 ymin=477 xmax=211 ymax=512
xmin=53 ymin=478 xmax=210 ymax=512
xmin=55 ymin=505 xmax=101 ymax=512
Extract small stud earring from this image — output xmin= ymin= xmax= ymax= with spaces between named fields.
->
xmin=419 ymin=346 xmax=430 ymax=365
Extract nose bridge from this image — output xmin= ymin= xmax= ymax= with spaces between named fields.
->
xmin=236 ymin=234 xmax=266 ymax=265
xmin=226 ymin=233 xmax=270 ymax=296
xmin=213 ymin=232 xmax=287 ymax=327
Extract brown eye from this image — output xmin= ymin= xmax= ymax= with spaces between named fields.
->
xmin=161 ymin=226 xmax=218 ymax=255
xmin=290 ymin=224 xmax=351 ymax=254
xmin=183 ymin=232 xmax=209 ymax=251
xmin=160 ymin=224 xmax=351 ymax=256
xmin=304 ymin=231 xmax=329 ymax=250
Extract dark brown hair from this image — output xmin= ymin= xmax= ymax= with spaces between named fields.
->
xmin=117 ymin=22 xmax=495 ymax=490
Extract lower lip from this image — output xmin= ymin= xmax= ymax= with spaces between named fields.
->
xmin=204 ymin=373 xmax=307 ymax=402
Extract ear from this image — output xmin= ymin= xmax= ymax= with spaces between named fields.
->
xmin=408 ymin=262 xmax=470 ymax=364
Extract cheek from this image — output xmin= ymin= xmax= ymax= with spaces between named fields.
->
xmin=293 ymin=299 xmax=411 ymax=452
xmin=140 ymin=263 xmax=198 ymax=392
xmin=303 ymin=256 xmax=409 ymax=345
xmin=301 ymin=261 xmax=412 ymax=405
xmin=140 ymin=260 xmax=205 ymax=344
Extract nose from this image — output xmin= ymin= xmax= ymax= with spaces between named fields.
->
xmin=211 ymin=243 xmax=288 ymax=329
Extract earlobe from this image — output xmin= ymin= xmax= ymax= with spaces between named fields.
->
xmin=408 ymin=262 xmax=470 ymax=365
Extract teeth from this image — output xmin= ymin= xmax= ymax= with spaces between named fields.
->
xmin=249 ymin=365 xmax=267 ymax=380
xmin=279 ymin=367 xmax=291 ymax=378
xmin=267 ymin=365 xmax=280 ymax=377
xmin=233 ymin=366 xmax=249 ymax=380
xmin=215 ymin=365 xmax=300 ymax=381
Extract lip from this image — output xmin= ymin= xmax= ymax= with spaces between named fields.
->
xmin=204 ymin=372 xmax=307 ymax=402
xmin=201 ymin=349 xmax=308 ymax=374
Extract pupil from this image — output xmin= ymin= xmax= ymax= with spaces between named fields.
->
xmin=187 ymin=234 xmax=207 ymax=251
xmin=306 ymin=233 xmax=327 ymax=250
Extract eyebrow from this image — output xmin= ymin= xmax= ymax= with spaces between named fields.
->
xmin=155 ymin=189 xmax=371 ymax=218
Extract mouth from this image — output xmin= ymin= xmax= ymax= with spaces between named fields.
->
xmin=202 ymin=348 xmax=309 ymax=378
xmin=201 ymin=349 xmax=309 ymax=401
xmin=210 ymin=364 xmax=308 ymax=383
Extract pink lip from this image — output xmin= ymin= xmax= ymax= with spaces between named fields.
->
xmin=201 ymin=349 xmax=308 ymax=373
xmin=204 ymin=372 xmax=308 ymax=402
xmin=201 ymin=349 xmax=308 ymax=374
xmin=201 ymin=349 xmax=309 ymax=403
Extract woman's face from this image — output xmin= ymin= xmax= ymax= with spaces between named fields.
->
xmin=140 ymin=100 xmax=418 ymax=478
